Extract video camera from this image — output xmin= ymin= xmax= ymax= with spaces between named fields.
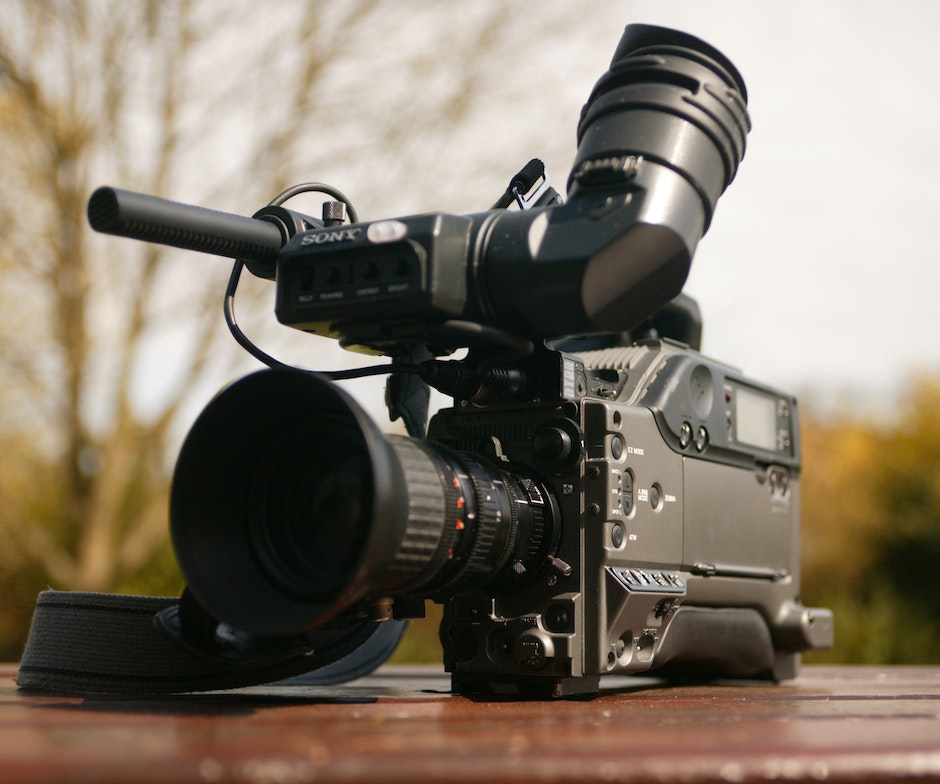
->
xmin=87 ymin=24 xmax=832 ymax=697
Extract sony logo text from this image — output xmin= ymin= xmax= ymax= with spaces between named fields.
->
xmin=300 ymin=227 xmax=362 ymax=246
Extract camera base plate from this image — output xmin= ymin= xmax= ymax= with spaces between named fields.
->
xmin=451 ymin=673 xmax=601 ymax=700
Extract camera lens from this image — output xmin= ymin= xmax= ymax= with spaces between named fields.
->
xmin=170 ymin=370 xmax=558 ymax=636
xmin=247 ymin=415 xmax=375 ymax=600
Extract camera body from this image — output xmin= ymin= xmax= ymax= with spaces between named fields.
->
xmin=84 ymin=23 xmax=834 ymax=697
xmin=417 ymin=339 xmax=828 ymax=697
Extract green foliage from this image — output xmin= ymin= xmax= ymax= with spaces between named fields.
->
xmin=0 ymin=559 xmax=48 ymax=663
xmin=0 ymin=432 xmax=184 ymax=661
xmin=388 ymin=603 xmax=445 ymax=665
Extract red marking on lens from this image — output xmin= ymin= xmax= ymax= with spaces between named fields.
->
xmin=456 ymin=519 xmax=465 ymax=531
xmin=456 ymin=497 xmax=464 ymax=509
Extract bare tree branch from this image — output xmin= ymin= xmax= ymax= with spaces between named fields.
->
xmin=0 ymin=0 xmax=585 ymax=614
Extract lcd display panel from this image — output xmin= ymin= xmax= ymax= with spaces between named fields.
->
xmin=735 ymin=386 xmax=777 ymax=451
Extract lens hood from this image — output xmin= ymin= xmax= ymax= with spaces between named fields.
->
xmin=170 ymin=370 xmax=408 ymax=635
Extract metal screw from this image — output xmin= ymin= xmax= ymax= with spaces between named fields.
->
xmin=322 ymin=200 xmax=347 ymax=226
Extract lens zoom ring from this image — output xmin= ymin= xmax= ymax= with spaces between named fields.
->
xmin=374 ymin=436 xmax=459 ymax=592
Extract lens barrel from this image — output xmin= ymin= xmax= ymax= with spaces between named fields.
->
xmin=377 ymin=437 xmax=555 ymax=598
xmin=170 ymin=371 xmax=557 ymax=636
xmin=571 ymin=24 xmax=751 ymax=228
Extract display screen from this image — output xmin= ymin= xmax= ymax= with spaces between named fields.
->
xmin=734 ymin=386 xmax=778 ymax=451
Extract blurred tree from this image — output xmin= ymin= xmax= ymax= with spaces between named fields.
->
xmin=801 ymin=377 xmax=940 ymax=663
xmin=800 ymin=412 xmax=882 ymax=599
xmin=869 ymin=379 xmax=940 ymax=653
xmin=0 ymin=0 xmax=589 ymax=660
xmin=14 ymin=0 xmax=935 ymax=674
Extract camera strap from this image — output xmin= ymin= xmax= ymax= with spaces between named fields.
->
xmin=16 ymin=590 xmax=407 ymax=694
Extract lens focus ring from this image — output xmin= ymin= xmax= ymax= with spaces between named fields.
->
xmin=442 ymin=454 xmax=514 ymax=591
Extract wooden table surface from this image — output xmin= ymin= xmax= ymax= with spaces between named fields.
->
xmin=2 ymin=663 xmax=939 ymax=783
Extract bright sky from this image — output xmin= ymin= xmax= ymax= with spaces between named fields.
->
xmin=322 ymin=0 xmax=940 ymax=424
xmin=109 ymin=1 xmax=938 ymax=433
xmin=580 ymin=1 xmax=940 ymax=414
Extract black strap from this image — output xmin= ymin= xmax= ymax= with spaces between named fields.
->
xmin=16 ymin=590 xmax=407 ymax=694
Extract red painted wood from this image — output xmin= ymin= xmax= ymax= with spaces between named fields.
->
xmin=2 ymin=664 xmax=939 ymax=783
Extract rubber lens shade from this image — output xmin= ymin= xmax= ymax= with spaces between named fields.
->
xmin=170 ymin=370 xmax=408 ymax=636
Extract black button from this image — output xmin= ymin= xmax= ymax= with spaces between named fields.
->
xmin=611 ymin=434 xmax=624 ymax=459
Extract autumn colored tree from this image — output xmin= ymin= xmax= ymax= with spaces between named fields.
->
xmin=3 ymin=0 xmax=936 ymax=670
xmin=868 ymin=379 xmax=940 ymax=659
xmin=0 ymin=0 xmax=577 ymax=660
xmin=801 ymin=377 xmax=940 ymax=663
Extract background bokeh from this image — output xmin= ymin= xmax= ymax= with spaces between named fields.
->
xmin=1 ymin=0 xmax=938 ymax=665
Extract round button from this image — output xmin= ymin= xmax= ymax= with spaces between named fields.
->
xmin=544 ymin=603 xmax=572 ymax=634
xmin=611 ymin=524 xmax=624 ymax=548
xmin=533 ymin=420 xmax=581 ymax=467
xmin=515 ymin=631 xmax=554 ymax=670
xmin=610 ymin=434 xmax=624 ymax=460
xmin=695 ymin=426 xmax=709 ymax=451
xmin=533 ymin=426 xmax=571 ymax=463
xmin=679 ymin=422 xmax=693 ymax=448
xmin=649 ymin=483 xmax=662 ymax=511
